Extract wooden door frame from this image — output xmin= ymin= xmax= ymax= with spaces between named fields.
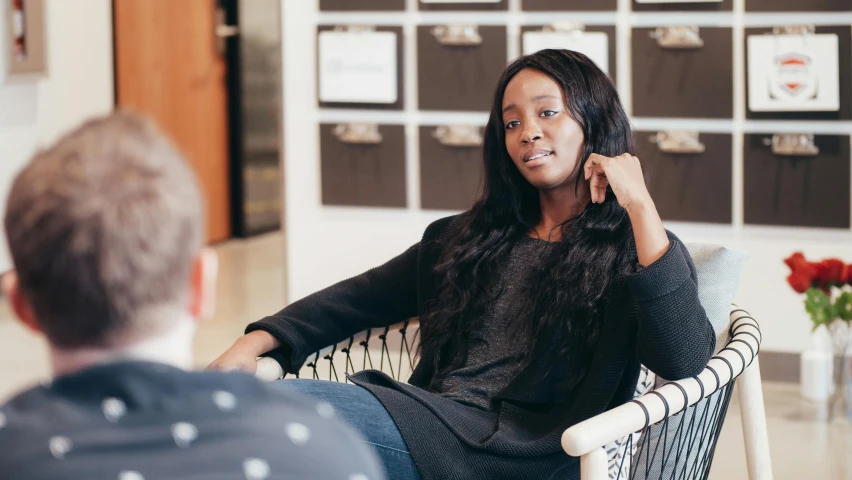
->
xmin=110 ymin=0 xmax=242 ymax=242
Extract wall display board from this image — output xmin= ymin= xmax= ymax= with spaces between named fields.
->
xmin=521 ymin=0 xmax=617 ymax=11
xmin=420 ymin=125 xmax=484 ymax=210
xmin=311 ymin=1 xmax=852 ymax=232
xmin=633 ymin=0 xmax=731 ymax=11
xmin=418 ymin=0 xmax=508 ymax=11
xmin=745 ymin=0 xmax=851 ymax=12
xmin=2 ymin=0 xmax=47 ymax=80
xmin=635 ymin=131 xmax=733 ymax=224
xmin=319 ymin=123 xmax=407 ymax=208
xmin=320 ymin=0 xmax=405 ymax=10
xmin=417 ymin=25 xmax=507 ymax=111
xmin=632 ymin=27 xmax=734 ymax=118
xmin=317 ymin=26 xmax=405 ymax=110
xmin=745 ymin=25 xmax=851 ymax=120
xmin=744 ymin=133 xmax=850 ymax=229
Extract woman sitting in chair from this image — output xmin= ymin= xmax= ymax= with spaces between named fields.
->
xmin=210 ymin=49 xmax=716 ymax=480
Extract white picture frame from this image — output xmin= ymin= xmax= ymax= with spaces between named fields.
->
xmin=747 ymin=33 xmax=840 ymax=112
xmin=318 ymin=29 xmax=398 ymax=105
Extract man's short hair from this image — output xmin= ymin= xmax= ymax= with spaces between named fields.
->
xmin=4 ymin=111 xmax=204 ymax=349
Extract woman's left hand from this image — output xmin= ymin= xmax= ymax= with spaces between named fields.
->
xmin=585 ymin=153 xmax=670 ymax=266
xmin=584 ymin=153 xmax=652 ymax=213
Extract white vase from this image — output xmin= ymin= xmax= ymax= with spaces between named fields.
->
xmin=801 ymin=348 xmax=832 ymax=402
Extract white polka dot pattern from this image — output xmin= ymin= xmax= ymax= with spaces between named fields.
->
xmin=171 ymin=422 xmax=198 ymax=448
xmin=349 ymin=474 xmax=369 ymax=480
xmin=243 ymin=458 xmax=270 ymax=480
xmin=315 ymin=402 xmax=335 ymax=419
xmin=213 ymin=390 xmax=237 ymax=411
xmin=49 ymin=436 xmax=72 ymax=459
xmin=118 ymin=471 xmax=145 ymax=480
xmin=102 ymin=397 xmax=127 ymax=423
xmin=285 ymin=423 xmax=311 ymax=445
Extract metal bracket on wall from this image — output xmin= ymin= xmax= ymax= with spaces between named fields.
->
xmin=651 ymin=26 xmax=704 ymax=49
xmin=764 ymin=133 xmax=819 ymax=156
xmin=651 ymin=130 xmax=706 ymax=154
xmin=431 ymin=25 xmax=482 ymax=46
xmin=332 ymin=25 xmax=376 ymax=33
xmin=333 ymin=123 xmax=383 ymax=145
xmin=541 ymin=22 xmax=586 ymax=36
xmin=433 ymin=125 xmax=483 ymax=147
xmin=770 ymin=25 xmax=816 ymax=36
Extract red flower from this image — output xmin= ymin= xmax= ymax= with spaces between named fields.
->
xmin=817 ymin=258 xmax=846 ymax=285
xmin=787 ymin=272 xmax=812 ymax=293
xmin=784 ymin=252 xmax=809 ymax=271
xmin=784 ymin=251 xmax=818 ymax=276
xmin=784 ymin=252 xmax=821 ymax=293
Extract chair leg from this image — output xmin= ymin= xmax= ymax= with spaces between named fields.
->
xmin=737 ymin=356 xmax=774 ymax=480
xmin=580 ymin=447 xmax=609 ymax=480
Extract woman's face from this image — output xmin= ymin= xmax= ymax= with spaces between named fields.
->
xmin=501 ymin=68 xmax=585 ymax=192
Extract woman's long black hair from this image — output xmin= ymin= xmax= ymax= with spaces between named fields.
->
xmin=419 ymin=49 xmax=636 ymax=390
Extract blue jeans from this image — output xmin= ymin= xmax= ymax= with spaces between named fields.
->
xmin=273 ymin=379 xmax=422 ymax=480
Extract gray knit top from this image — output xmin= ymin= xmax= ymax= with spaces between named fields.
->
xmin=436 ymin=235 xmax=549 ymax=410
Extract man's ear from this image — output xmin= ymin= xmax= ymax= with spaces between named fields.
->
xmin=1 ymin=271 xmax=41 ymax=334
xmin=188 ymin=248 xmax=219 ymax=323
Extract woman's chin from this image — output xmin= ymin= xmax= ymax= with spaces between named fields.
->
xmin=526 ymin=175 xmax=576 ymax=193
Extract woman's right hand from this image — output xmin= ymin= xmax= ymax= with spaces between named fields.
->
xmin=207 ymin=330 xmax=281 ymax=374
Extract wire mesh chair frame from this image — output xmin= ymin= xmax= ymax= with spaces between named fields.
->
xmin=284 ymin=319 xmax=421 ymax=383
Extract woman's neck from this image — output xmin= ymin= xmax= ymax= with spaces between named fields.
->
xmin=49 ymin=316 xmax=196 ymax=378
xmin=534 ymin=184 xmax=588 ymax=241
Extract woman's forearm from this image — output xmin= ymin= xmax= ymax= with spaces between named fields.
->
xmin=238 ymin=329 xmax=282 ymax=356
xmin=626 ymin=196 xmax=670 ymax=267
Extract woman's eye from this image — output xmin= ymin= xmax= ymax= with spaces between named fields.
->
xmin=542 ymin=110 xmax=557 ymax=117
xmin=505 ymin=121 xmax=520 ymax=130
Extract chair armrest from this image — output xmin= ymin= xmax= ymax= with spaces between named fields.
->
xmin=562 ymin=307 xmax=760 ymax=457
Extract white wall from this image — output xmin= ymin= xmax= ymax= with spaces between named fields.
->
xmin=0 ymin=0 xmax=115 ymax=272
xmin=282 ymin=0 xmax=448 ymax=304
xmin=281 ymin=0 xmax=852 ymax=354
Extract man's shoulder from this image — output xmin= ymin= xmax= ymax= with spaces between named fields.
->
xmin=0 ymin=363 xmax=330 ymax=429
xmin=0 ymin=367 xmax=385 ymax=480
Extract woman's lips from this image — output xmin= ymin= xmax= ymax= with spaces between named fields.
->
xmin=523 ymin=149 xmax=553 ymax=166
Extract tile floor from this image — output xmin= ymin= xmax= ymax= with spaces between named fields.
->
xmin=0 ymin=231 xmax=849 ymax=479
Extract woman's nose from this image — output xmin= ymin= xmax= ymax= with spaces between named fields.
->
xmin=521 ymin=127 xmax=542 ymax=144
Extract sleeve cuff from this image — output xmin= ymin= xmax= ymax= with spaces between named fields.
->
xmin=626 ymin=240 xmax=692 ymax=302
xmin=246 ymin=318 xmax=297 ymax=373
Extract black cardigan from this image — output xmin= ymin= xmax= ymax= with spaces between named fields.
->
xmin=247 ymin=215 xmax=715 ymax=480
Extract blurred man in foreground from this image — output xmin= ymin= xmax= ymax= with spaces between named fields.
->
xmin=0 ymin=112 xmax=384 ymax=480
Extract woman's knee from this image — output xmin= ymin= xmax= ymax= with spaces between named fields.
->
xmin=273 ymin=378 xmax=374 ymax=405
xmin=271 ymin=379 xmax=410 ymax=453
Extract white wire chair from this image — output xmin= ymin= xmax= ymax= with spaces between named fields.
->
xmin=256 ymin=305 xmax=772 ymax=480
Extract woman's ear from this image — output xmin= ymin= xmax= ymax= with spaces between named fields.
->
xmin=1 ymin=272 xmax=41 ymax=334
xmin=188 ymin=248 xmax=219 ymax=323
